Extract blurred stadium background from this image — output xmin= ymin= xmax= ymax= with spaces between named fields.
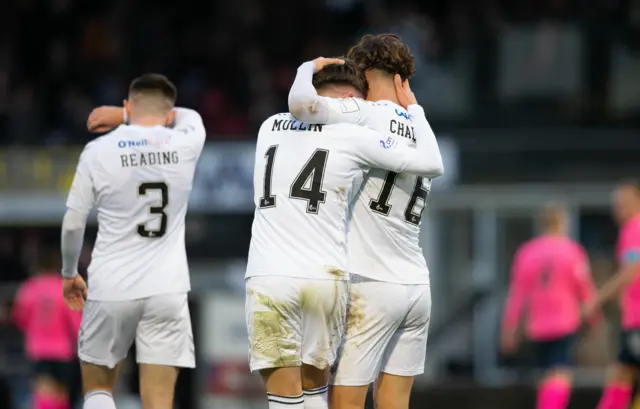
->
xmin=0 ymin=0 xmax=639 ymax=408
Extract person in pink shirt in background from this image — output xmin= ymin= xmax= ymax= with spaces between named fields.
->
xmin=583 ymin=182 xmax=640 ymax=409
xmin=501 ymin=203 xmax=599 ymax=409
xmin=12 ymin=250 xmax=82 ymax=409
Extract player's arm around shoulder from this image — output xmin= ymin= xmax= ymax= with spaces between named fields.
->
xmin=288 ymin=58 xmax=367 ymax=125
xmin=351 ymin=125 xmax=444 ymax=178
xmin=87 ymin=106 xmax=126 ymax=133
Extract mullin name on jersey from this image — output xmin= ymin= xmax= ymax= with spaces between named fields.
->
xmin=118 ymin=138 xmax=180 ymax=168
xmin=272 ymin=117 xmax=324 ymax=133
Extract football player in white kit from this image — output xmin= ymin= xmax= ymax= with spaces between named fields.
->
xmin=246 ymin=59 xmax=443 ymax=409
xmin=60 ymin=74 xmax=205 ymax=409
xmin=288 ymin=34 xmax=438 ymax=409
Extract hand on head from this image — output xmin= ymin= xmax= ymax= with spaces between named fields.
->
xmin=313 ymin=57 xmax=345 ymax=73
xmin=393 ymin=74 xmax=417 ymax=109
xmin=87 ymin=105 xmax=126 ymax=133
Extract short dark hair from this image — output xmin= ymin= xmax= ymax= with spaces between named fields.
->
xmin=129 ymin=73 xmax=177 ymax=105
xmin=347 ymin=34 xmax=416 ymax=80
xmin=312 ymin=58 xmax=368 ymax=97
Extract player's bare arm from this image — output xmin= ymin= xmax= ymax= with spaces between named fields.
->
xmin=87 ymin=105 xmax=127 ymax=133
xmin=88 ymin=104 xmax=204 ymax=141
xmin=288 ymin=58 xmax=367 ymax=125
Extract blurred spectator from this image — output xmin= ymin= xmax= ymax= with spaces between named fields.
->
xmin=0 ymin=0 xmax=637 ymax=145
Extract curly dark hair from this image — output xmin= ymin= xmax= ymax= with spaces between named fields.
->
xmin=347 ymin=34 xmax=416 ymax=80
xmin=312 ymin=58 xmax=368 ymax=97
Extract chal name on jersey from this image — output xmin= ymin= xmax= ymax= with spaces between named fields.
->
xmin=120 ymin=151 xmax=179 ymax=168
xmin=389 ymin=119 xmax=415 ymax=142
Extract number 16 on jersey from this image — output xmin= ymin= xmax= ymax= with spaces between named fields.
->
xmin=369 ymin=171 xmax=431 ymax=226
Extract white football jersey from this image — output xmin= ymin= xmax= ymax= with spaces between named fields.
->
xmin=245 ymin=112 xmax=442 ymax=282
xmin=337 ymin=99 xmax=433 ymax=285
xmin=288 ymin=62 xmax=442 ymax=284
xmin=66 ymin=108 xmax=206 ymax=301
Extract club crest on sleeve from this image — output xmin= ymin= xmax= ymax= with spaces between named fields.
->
xmin=339 ymin=98 xmax=360 ymax=113
xmin=379 ymin=136 xmax=397 ymax=149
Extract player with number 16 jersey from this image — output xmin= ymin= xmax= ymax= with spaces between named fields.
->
xmin=288 ymin=34 xmax=443 ymax=396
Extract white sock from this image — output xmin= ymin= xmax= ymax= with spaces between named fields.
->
xmin=303 ymin=385 xmax=329 ymax=409
xmin=83 ymin=390 xmax=117 ymax=409
xmin=267 ymin=392 xmax=304 ymax=409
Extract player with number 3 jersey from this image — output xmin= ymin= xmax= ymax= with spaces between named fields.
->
xmin=288 ymin=34 xmax=442 ymax=409
xmin=61 ymin=74 xmax=204 ymax=409
xmin=246 ymin=60 xmax=443 ymax=409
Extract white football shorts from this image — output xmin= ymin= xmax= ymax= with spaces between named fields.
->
xmin=245 ymin=276 xmax=349 ymax=372
xmin=330 ymin=275 xmax=431 ymax=386
xmin=78 ymin=292 xmax=195 ymax=369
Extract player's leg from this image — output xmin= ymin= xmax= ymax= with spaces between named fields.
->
xmin=301 ymin=364 xmax=330 ymax=408
xmin=374 ymin=284 xmax=431 ymax=409
xmin=329 ymin=278 xmax=405 ymax=409
xmin=78 ymin=299 xmax=142 ymax=409
xmin=299 ymin=278 xmax=349 ymax=409
xmin=135 ymin=293 xmax=194 ymax=409
xmin=596 ymin=331 xmax=640 ymax=409
xmin=534 ymin=336 xmax=574 ymax=409
xmin=246 ymin=276 xmax=305 ymax=408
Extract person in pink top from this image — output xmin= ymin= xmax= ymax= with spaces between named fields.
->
xmin=501 ymin=203 xmax=598 ymax=409
xmin=12 ymin=251 xmax=83 ymax=409
xmin=583 ymin=182 xmax=640 ymax=409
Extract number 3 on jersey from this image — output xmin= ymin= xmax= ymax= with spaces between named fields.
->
xmin=259 ymin=145 xmax=328 ymax=214
xmin=369 ymin=172 xmax=430 ymax=226
xmin=137 ymin=182 xmax=168 ymax=238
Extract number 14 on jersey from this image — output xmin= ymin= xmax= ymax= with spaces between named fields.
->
xmin=258 ymin=145 xmax=430 ymax=224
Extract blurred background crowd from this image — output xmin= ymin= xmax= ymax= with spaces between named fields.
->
xmin=1 ymin=0 xmax=640 ymax=408
xmin=1 ymin=0 xmax=639 ymax=145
